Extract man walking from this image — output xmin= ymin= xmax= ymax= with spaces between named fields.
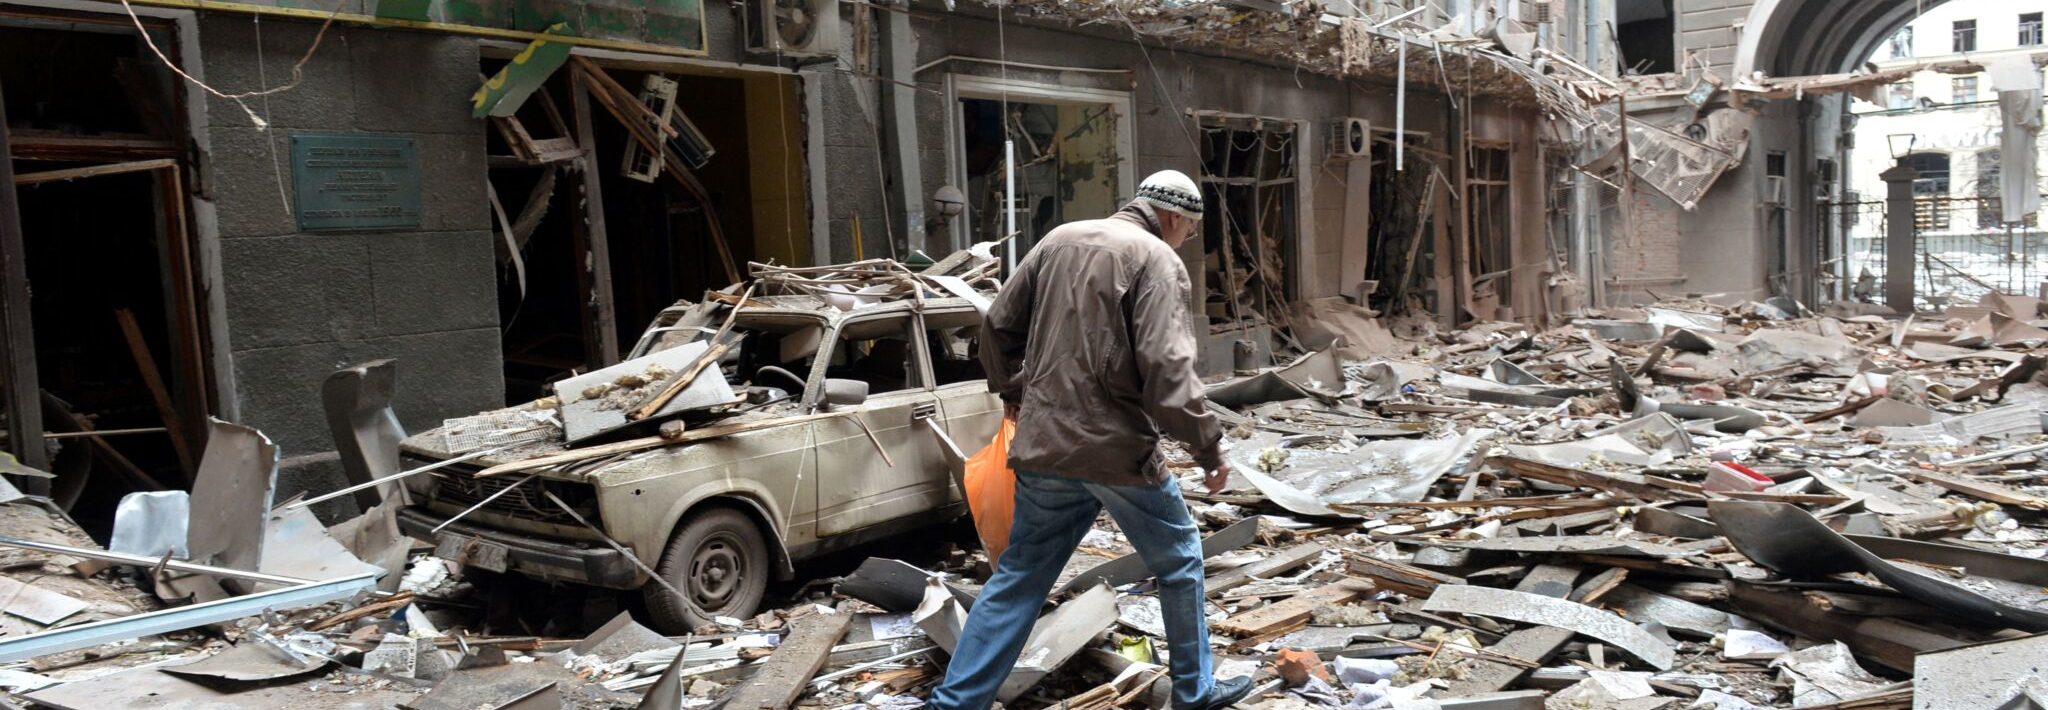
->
xmin=930 ymin=170 xmax=1252 ymax=710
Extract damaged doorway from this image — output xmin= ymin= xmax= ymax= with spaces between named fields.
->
xmin=1196 ymin=114 xmax=1299 ymax=343
xmin=2 ymin=8 xmax=210 ymax=534
xmin=486 ymin=57 xmax=805 ymax=402
xmin=948 ymin=76 xmax=1131 ymax=255
xmin=1364 ymin=131 xmax=1445 ymax=318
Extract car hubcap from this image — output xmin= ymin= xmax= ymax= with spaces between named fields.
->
xmin=689 ymin=533 xmax=745 ymax=611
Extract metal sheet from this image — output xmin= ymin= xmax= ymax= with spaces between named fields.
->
xmin=1055 ymin=516 xmax=1259 ymax=596
xmin=0 ymin=572 xmax=376 ymax=663
xmin=0 ymin=576 xmax=87 ymax=626
xmin=401 ymin=662 xmax=575 ymax=710
xmin=257 ymin=506 xmax=387 ymax=589
xmin=27 ymin=656 xmax=416 ymax=709
xmin=160 ymin=639 xmax=328 ymax=682
xmin=1711 ymin=500 xmax=2048 ymax=631
xmin=1420 ymin=585 xmax=1676 ymax=670
xmin=1223 ymin=429 xmax=1492 ymax=518
xmin=323 ymin=359 xmax=405 ymax=509
xmin=186 ymin=419 xmax=280 ymax=589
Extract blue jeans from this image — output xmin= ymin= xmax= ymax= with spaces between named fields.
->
xmin=929 ymin=470 xmax=1215 ymax=710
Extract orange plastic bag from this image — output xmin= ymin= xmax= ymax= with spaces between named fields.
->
xmin=963 ymin=418 xmax=1017 ymax=566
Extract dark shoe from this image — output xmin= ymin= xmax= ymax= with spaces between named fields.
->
xmin=1181 ymin=676 xmax=1254 ymax=710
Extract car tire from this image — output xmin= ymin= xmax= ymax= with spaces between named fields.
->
xmin=645 ymin=507 xmax=770 ymax=634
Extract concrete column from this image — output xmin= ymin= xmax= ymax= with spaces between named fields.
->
xmin=1881 ymin=164 xmax=1918 ymax=313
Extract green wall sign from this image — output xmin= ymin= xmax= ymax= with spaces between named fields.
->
xmin=290 ymin=133 xmax=423 ymax=232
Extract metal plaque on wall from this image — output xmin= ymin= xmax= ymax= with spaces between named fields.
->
xmin=290 ymin=133 xmax=422 ymax=232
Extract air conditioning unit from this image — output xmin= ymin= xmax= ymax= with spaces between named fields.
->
xmin=1764 ymin=175 xmax=1788 ymax=205
xmin=1520 ymin=0 xmax=1557 ymax=24
xmin=1330 ymin=117 xmax=1370 ymax=160
xmin=750 ymin=0 xmax=840 ymax=58
xmin=622 ymin=75 xmax=679 ymax=183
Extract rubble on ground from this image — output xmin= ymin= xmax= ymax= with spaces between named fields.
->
xmin=5 ymin=284 xmax=2048 ymax=709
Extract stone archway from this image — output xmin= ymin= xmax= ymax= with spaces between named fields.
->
xmin=1735 ymin=0 xmax=1954 ymax=78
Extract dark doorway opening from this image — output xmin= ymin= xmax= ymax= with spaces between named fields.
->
xmin=3 ymin=10 xmax=208 ymax=539
xmin=1616 ymin=0 xmax=1676 ymax=75
xmin=485 ymin=61 xmax=803 ymax=404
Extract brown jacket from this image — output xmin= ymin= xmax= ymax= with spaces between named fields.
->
xmin=981 ymin=202 xmax=1224 ymax=487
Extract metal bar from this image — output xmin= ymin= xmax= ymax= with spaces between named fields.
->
xmin=0 ymin=572 xmax=375 ymax=663
xmin=0 ymin=535 xmax=314 ymax=587
xmin=43 ymin=427 xmax=167 ymax=439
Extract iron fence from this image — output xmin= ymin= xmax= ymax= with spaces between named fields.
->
xmin=1837 ymin=196 xmax=2048 ymax=308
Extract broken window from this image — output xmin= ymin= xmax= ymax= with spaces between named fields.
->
xmin=1197 ymin=116 xmax=1299 ymax=336
xmin=1977 ymin=149 xmax=2003 ymax=228
xmin=1364 ymin=132 xmax=1440 ymax=316
xmin=1952 ymin=76 xmax=1979 ymax=104
xmin=920 ymin=310 xmax=986 ymax=387
xmin=1903 ymin=152 xmax=1952 ymax=231
xmin=1886 ymin=26 xmax=1915 ymax=59
xmin=1953 ymin=19 xmax=1977 ymax=53
xmin=1464 ymin=143 xmax=1513 ymax=320
xmin=956 ymin=97 xmax=1122 ymax=257
xmin=1614 ymin=0 xmax=1675 ymax=75
xmin=825 ymin=316 xmax=920 ymax=396
xmin=1888 ymin=81 xmax=1916 ymax=110
xmin=2024 ymin=13 xmax=2044 ymax=47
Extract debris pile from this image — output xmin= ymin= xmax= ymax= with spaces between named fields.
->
xmin=5 ymin=280 xmax=2048 ymax=709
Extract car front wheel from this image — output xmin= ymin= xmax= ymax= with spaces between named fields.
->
xmin=644 ymin=507 xmax=770 ymax=634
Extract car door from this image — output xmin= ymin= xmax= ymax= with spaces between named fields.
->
xmin=810 ymin=312 xmax=954 ymax=537
xmin=922 ymin=307 xmax=1002 ymax=504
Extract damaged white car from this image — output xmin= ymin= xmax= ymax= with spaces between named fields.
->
xmin=394 ymin=262 xmax=1002 ymax=633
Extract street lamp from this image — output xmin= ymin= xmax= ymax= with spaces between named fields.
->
xmin=1888 ymin=133 xmax=1918 ymax=159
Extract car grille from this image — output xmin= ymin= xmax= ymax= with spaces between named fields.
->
xmin=413 ymin=457 xmax=601 ymax=527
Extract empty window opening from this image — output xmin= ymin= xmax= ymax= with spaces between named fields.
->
xmin=1615 ymin=0 xmax=1676 ymax=75
xmin=2024 ymin=13 xmax=2044 ymax=47
xmin=1196 ymin=116 xmax=1298 ymax=332
xmin=1362 ymin=132 xmax=1440 ymax=318
xmin=1953 ymin=19 xmax=1977 ymax=53
xmin=1464 ymin=143 xmax=1513 ymax=322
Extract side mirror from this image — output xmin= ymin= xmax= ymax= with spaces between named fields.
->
xmin=822 ymin=379 xmax=870 ymax=409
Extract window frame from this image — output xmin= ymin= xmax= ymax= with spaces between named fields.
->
xmin=2022 ymin=12 xmax=2044 ymax=47
xmin=1953 ymin=19 xmax=1978 ymax=53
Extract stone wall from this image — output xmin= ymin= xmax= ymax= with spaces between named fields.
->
xmin=193 ymin=15 xmax=500 ymax=516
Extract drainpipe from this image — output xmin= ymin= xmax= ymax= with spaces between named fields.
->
xmin=881 ymin=0 xmax=926 ymax=257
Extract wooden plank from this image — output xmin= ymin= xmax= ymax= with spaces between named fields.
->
xmin=11 ymin=159 xmax=177 ymax=186
xmin=1345 ymin=553 xmax=1464 ymax=597
xmin=1214 ymin=578 xmax=1373 ymax=638
xmin=1567 ymin=567 xmax=1627 ymax=604
xmin=721 ymin=609 xmax=854 ymax=710
xmin=570 ymin=72 xmax=621 ymax=367
xmin=6 ymin=131 xmax=178 ymax=161
xmin=1908 ymin=469 xmax=2048 ymax=510
xmin=114 ymin=309 xmax=196 ymax=480
xmin=1491 ymin=456 xmax=1677 ymax=501
xmin=1205 ymin=542 xmax=1324 ymax=598
xmin=1724 ymin=582 xmax=1968 ymax=673
xmin=1511 ymin=563 xmax=1579 ymax=598
xmin=0 ymin=94 xmax=47 ymax=479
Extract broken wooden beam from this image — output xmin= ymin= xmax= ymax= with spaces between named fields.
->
xmin=720 ymin=609 xmax=854 ymax=710
xmin=1214 ymin=578 xmax=1373 ymax=639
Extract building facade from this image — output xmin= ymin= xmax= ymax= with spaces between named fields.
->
xmin=1 ymin=0 xmax=1576 ymax=525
